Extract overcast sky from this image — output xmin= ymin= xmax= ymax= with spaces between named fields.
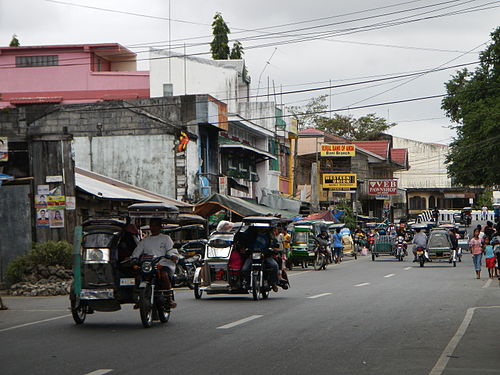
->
xmin=1 ymin=0 xmax=498 ymax=143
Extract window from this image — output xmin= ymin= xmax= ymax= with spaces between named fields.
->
xmin=268 ymin=139 xmax=280 ymax=171
xmin=410 ymin=196 xmax=426 ymax=210
xmin=16 ymin=55 xmax=58 ymax=68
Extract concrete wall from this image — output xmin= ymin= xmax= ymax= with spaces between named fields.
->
xmin=74 ymin=134 xmax=176 ymax=198
xmin=393 ymin=136 xmax=450 ymax=188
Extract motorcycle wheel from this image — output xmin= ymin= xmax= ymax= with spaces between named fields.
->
xmin=173 ymin=266 xmax=186 ymax=288
xmin=286 ymin=259 xmax=293 ymax=271
xmin=139 ymin=286 xmax=153 ymax=328
xmin=313 ymin=254 xmax=322 ymax=270
xmin=261 ymin=287 xmax=269 ymax=299
xmin=419 ymin=257 xmax=425 ymax=267
xmin=353 ymin=251 xmax=357 ymax=260
xmin=371 ymin=253 xmax=375 ymax=261
xmin=194 ymin=283 xmax=203 ymax=299
xmin=155 ymin=296 xmax=170 ymax=323
xmin=453 ymin=261 xmax=457 ymax=267
xmin=71 ymin=298 xmax=86 ymax=325
xmin=252 ymin=273 xmax=261 ymax=301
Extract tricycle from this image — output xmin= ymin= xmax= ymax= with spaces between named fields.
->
xmin=193 ymin=216 xmax=289 ymax=300
xmin=69 ymin=202 xmax=179 ymax=328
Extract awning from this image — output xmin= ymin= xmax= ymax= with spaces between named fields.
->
xmin=75 ymin=167 xmax=192 ymax=208
xmin=228 ymin=177 xmax=249 ymax=193
xmin=194 ymin=193 xmax=296 ymax=219
xmin=220 ymin=143 xmax=277 ymax=161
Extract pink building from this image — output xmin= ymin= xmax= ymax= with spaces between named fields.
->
xmin=0 ymin=43 xmax=149 ymax=108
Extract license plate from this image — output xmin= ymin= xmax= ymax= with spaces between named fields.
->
xmin=139 ymin=281 xmax=147 ymax=288
xmin=308 ymin=252 xmax=315 ymax=256
xmin=417 ymin=251 xmax=423 ymax=255
xmin=120 ymin=278 xmax=135 ymax=286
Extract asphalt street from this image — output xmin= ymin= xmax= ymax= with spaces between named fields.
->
xmin=1 ymin=246 xmax=499 ymax=375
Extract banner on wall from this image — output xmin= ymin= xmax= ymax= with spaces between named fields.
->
xmin=36 ymin=208 xmax=50 ymax=228
xmin=320 ymin=144 xmax=356 ymax=157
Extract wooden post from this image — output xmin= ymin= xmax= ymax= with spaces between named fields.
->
xmin=30 ymin=134 xmax=76 ymax=243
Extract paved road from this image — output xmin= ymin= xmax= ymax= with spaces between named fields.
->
xmin=1 ymin=253 xmax=499 ymax=375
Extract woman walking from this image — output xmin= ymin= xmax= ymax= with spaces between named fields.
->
xmin=469 ymin=228 xmax=483 ymax=279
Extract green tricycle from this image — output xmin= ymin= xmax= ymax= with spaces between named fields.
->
xmin=286 ymin=222 xmax=318 ymax=270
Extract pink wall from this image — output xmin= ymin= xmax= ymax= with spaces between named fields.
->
xmin=0 ymin=48 xmax=149 ymax=107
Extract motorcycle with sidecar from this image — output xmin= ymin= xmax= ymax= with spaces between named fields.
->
xmin=192 ymin=216 xmax=288 ymax=301
xmin=69 ymin=202 xmax=179 ymax=328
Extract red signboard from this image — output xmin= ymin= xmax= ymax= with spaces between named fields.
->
xmin=368 ymin=180 xmax=398 ymax=195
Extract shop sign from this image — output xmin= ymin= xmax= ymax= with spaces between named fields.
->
xmin=368 ymin=180 xmax=398 ymax=195
xmin=320 ymin=144 xmax=356 ymax=157
xmin=322 ymin=173 xmax=357 ymax=189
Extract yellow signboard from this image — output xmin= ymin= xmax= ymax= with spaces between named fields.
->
xmin=320 ymin=144 xmax=356 ymax=157
xmin=322 ymin=173 xmax=357 ymax=189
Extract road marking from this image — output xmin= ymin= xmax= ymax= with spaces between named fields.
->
xmin=404 ymin=267 xmax=412 ymax=270
xmin=217 ymin=315 xmax=263 ymax=330
xmin=482 ymin=279 xmax=493 ymax=289
xmin=354 ymin=282 xmax=370 ymax=287
xmin=84 ymin=370 xmax=113 ymax=375
xmin=0 ymin=314 xmax=70 ymax=333
xmin=288 ymin=270 xmax=312 ymax=277
xmin=384 ymin=273 xmax=396 ymax=278
xmin=307 ymin=293 xmax=332 ymax=299
xmin=429 ymin=306 xmax=500 ymax=375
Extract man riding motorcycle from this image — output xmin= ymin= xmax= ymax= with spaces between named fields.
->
xmin=240 ymin=226 xmax=283 ymax=292
xmin=412 ymin=228 xmax=428 ymax=262
xmin=131 ymin=218 xmax=179 ymax=308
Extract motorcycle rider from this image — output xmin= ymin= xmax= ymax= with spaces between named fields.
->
xmin=241 ymin=226 xmax=281 ymax=292
xmin=131 ymin=218 xmax=179 ymax=308
xmin=412 ymin=228 xmax=428 ymax=262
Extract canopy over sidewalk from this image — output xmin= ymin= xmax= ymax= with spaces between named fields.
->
xmin=194 ymin=193 xmax=297 ymax=220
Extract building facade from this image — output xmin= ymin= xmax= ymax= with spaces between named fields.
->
xmin=0 ymin=43 xmax=149 ymax=108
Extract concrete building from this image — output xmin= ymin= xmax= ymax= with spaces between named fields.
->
xmin=0 ymin=43 xmax=149 ymax=108
xmin=149 ymin=51 xmax=296 ymax=201
xmin=392 ymin=136 xmax=477 ymax=216
xmin=296 ymin=129 xmax=408 ymax=218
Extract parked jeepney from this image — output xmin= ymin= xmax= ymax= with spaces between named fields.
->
xmin=70 ymin=202 xmax=179 ymax=328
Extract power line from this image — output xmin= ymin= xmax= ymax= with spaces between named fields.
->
xmin=10 ymin=0 xmax=492 ymax=70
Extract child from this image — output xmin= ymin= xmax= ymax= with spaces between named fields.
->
xmin=493 ymin=236 xmax=500 ymax=278
xmin=483 ymin=236 xmax=496 ymax=279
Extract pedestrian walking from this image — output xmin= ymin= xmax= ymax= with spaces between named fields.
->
xmin=481 ymin=205 xmax=488 ymax=221
xmin=483 ymin=236 xmax=496 ymax=278
xmin=469 ymin=228 xmax=483 ymax=279
xmin=332 ymin=227 xmax=343 ymax=263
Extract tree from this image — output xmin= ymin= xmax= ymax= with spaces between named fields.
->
xmin=289 ymin=95 xmax=328 ymax=129
xmin=289 ymin=95 xmax=395 ymax=140
xmin=441 ymin=27 xmax=500 ymax=186
xmin=230 ymin=40 xmax=244 ymax=59
xmin=210 ymin=13 xmax=230 ymax=59
xmin=9 ymin=34 xmax=19 ymax=47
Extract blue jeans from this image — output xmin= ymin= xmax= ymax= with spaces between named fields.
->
xmin=472 ymin=253 xmax=482 ymax=271
xmin=333 ymin=247 xmax=342 ymax=259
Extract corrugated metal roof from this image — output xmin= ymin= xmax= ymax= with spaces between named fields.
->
xmin=75 ymin=168 xmax=192 ymax=208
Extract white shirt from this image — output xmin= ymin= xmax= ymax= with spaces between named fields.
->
xmin=132 ymin=234 xmax=178 ymax=274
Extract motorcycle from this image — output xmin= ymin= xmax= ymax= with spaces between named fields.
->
xmin=394 ymin=236 xmax=407 ymax=261
xmin=415 ymin=246 xmax=428 ymax=267
xmin=173 ymin=245 xmax=203 ymax=289
xmin=135 ymin=255 xmax=174 ymax=328
xmin=367 ymin=232 xmax=377 ymax=251
xmin=313 ymin=237 xmax=328 ymax=271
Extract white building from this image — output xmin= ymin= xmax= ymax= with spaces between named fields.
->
xmin=149 ymin=50 xmax=295 ymax=201
xmin=393 ymin=136 xmax=450 ymax=189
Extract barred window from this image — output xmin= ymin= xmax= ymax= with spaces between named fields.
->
xmin=16 ymin=55 xmax=59 ymax=68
